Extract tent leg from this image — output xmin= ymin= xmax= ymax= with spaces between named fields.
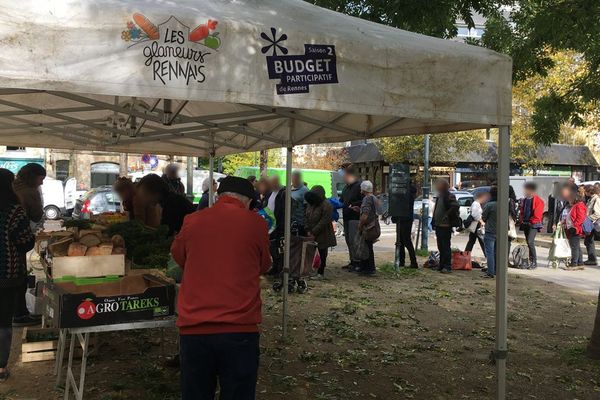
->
xmin=208 ymin=153 xmax=215 ymax=207
xmin=282 ymin=120 xmax=295 ymax=340
xmin=495 ymin=126 xmax=510 ymax=400
xmin=186 ymin=157 xmax=194 ymax=199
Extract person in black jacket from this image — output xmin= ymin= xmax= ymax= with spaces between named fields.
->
xmin=0 ymin=169 xmax=35 ymax=382
xmin=340 ymin=166 xmax=362 ymax=270
xmin=392 ymin=183 xmax=418 ymax=268
xmin=432 ymin=179 xmax=459 ymax=273
xmin=267 ymin=176 xmax=286 ymax=276
xmin=137 ymin=174 xmax=195 ymax=235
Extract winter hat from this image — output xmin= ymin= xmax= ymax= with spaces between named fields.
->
xmin=217 ymin=176 xmax=255 ymax=200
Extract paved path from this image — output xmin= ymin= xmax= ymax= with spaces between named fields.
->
xmin=332 ymin=222 xmax=600 ymax=296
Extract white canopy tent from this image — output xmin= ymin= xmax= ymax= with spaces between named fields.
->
xmin=0 ymin=1 xmax=512 ymax=398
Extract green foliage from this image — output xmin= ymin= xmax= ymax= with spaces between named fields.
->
xmin=377 ymin=131 xmax=487 ymax=165
xmin=308 ymin=0 xmax=510 ymax=39
xmin=219 ymin=149 xmax=282 ymax=175
xmin=105 ymin=221 xmax=173 ymax=269
xmin=482 ymin=0 xmax=600 ymax=144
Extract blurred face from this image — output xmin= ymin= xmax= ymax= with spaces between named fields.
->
xmin=561 ymin=186 xmax=572 ymax=201
xmin=434 ymin=181 xmax=447 ymax=193
xmin=165 ymin=167 xmax=178 ymax=179
xmin=524 ymin=187 xmax=534 ymax=197
xmin=258 ymin=180 xmax=269 ymax=194
xmin=270 ymin=176 xmax=280 ymax=190
xmin=292 ymin=173 xmax=301 ymax=188
xmin=35 ymin=175 xmax=46 ymax=187
xmin=343 ymin=172 xmax=356 ymax=184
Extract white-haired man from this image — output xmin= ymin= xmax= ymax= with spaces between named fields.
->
xmin=172 ymin=176 xmax=271 ymax=400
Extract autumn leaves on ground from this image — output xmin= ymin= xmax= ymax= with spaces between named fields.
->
xmin=2 ymin=252 xmax=600 ymax=400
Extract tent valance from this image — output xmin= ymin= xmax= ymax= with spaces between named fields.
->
xmin=0 ymin=0 xmax=511 ymax=156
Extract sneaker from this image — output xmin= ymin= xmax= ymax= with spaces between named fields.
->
xmin=407 ymin=263 xmax=419 ymax=269
xmin=311 ymin=274 xmax=324 ymax=280
xmin=0 ymin=369 xmax=9 ymax=383
xmin=12 ymin=314 xmax=41 ymax=327
xmin=440 ymin=268 xmax=452 ymax=274
xmin=482 ymin=274 xmax=495 ymax=279
xmin=341 ymin=263 xmax=353 ymax=270
xmin=164 ymin=354 xmax=180 ymax=369
xmin=584 ymin=260 xmax=598 ymax=266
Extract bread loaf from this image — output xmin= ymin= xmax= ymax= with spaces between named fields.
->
xmin=67 ymin=243 xmax=88 ymax=257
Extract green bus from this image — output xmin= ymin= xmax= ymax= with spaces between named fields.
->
xmin=235 ymin=167 xmax=343 ymax=198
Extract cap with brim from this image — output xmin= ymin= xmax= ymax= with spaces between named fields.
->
xmin=217 ymin=176 xmax=255 ymax=200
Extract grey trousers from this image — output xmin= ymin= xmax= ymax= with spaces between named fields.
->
xmin=344 ymin=219 xmax=360 ymax=263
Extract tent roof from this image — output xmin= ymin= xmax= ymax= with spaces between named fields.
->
xmin=0 ymin=0 xmax=512 ymax=156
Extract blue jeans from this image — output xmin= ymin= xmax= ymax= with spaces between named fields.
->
xmin=484 ymin=233 xmax=497 ymax=276
xmin=180 ymin=332 xmax=260 ymax=400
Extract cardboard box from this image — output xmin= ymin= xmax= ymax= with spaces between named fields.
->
xmin=52 ymin=254 xmax=125 ymax=279
xmin=43 ymin=274 xmax=175 ymax=328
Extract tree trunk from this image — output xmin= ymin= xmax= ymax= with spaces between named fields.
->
xmin=587 ymin=290 xmax=600 ymax=359
xmin=259 ymin=150 xmax=268 ymax=177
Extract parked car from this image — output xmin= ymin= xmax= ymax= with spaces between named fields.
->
xmin=468 ymin=186 xmax=491 ymax=197
xmin=413 ymin=191 xmax=473 ymax=222
xmin=72 ymin=186 xmax=121 ymax=219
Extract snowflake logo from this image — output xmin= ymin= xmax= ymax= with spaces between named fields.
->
xmin=260 ymin=27 xmax=288 ymax=56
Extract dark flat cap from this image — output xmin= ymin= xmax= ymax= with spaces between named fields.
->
xmin=217 ymin=176 xmax=255 ymax=199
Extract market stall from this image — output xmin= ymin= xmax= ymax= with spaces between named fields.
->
xmin=0 ymin=1 xmax=512 ymax=398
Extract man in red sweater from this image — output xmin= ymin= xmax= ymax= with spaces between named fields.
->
xmin=171 ymin=176 xmax=271 ymax=400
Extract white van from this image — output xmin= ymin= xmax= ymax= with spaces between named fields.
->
xmin=41 ymin=177 xmax=86 ymax=219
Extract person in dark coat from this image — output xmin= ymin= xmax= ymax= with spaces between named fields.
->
xmin=162 ymin=163 xmax=185 ymax=195
xmin=0 ymin=169 xmax=35 ymax=382
xmin=268 ymin=176 xmax=286 ymax=276
xmin=197 ymin=178 xmax=217 ymax=211
xmin=340 ymin=166 xmax=362 ymax=269
xmin=137 ymin=174 xmax=195 ymax=235
xmin=392 ymin=183 xmax=418 ymax=268
xmin=431 ymin=179 xmax=459 ymax=273
xmin=12 ymin=163 xmax=46 ymax=327
xmin=305 ymin=186 xmax=337 ymax=278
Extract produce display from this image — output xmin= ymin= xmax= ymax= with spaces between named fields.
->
xmin=105 ymin=221 xmax=173 ymax=269
xmin=46 ymin=228 xmax=126 ymax=259
xmin=93 ymin=212 xmax=129 ymax=226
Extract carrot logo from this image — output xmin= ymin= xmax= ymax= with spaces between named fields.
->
xmin=121 ymin=14 xmax=220 ymax=50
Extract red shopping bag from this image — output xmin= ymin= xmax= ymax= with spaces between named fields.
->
xmin=452 ymin=251 xmax=472 ymax=270
xmin=312 ymin=251 xmax=321 ymax=270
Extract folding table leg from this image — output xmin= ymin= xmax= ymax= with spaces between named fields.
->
xmin=64 ymin=332 xmax=76 ymax=400
xmin=76 ymin=332 xmax=90 ymax=400
xmin=55 ymin=329 xmax=67 ymax=387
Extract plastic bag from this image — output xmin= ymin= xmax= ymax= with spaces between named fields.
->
xmin=452 ymin=251 xmax=472 ymax=270
xmin=354 ymin=231 xmax=369 ymax=261
xmin=312 ymin=251 xmax=321 ymax=270
xmin=549 ymin=225 xmax=571 ymax=260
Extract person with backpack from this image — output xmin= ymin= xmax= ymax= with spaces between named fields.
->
xmin=584 ymin=185 xmax=600 ymax=265
xmin=519 ymin=182 xmax=544 ymax=269
xmin=560 ymin=183 xmax=587 ymax=269
xmin=432 ymin=179 xmax=459 ymax=273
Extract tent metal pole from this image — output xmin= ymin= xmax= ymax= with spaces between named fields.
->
xmin=282 ymin=119 xmax=295 ymax=339
xmin=208 ymin=152 xmax=215 ymax=207
xmin=186 ymin=157 xmax=194 ymax=199
xmin=495 ymin=126 xmax=510 ymax=400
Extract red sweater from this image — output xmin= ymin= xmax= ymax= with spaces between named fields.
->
xmin=171 ymin=196 xmax=272 ymax=335
xmin=566 ymin=201 xmax=587 ymax=237
xmin=519 ymin=195 xmax=544 ymax=226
